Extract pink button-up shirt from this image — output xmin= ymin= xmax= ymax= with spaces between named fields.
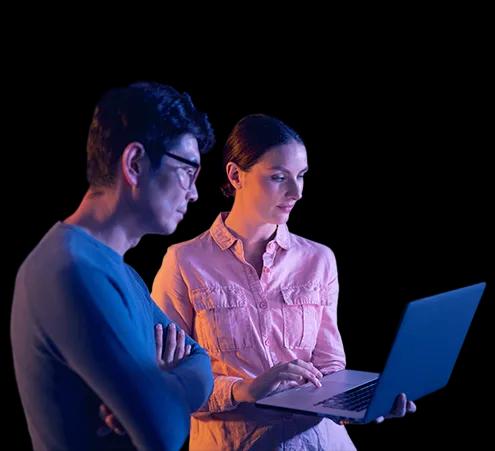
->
xmin=152 ymin=213 xmax=356 ymax=450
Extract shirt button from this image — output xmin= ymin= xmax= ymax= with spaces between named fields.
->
xmin=259 ymin=301 xmax=267 ymax=309
xmin=263 ymin=267 xmax=271 ymax=273
xmin=264 ymin=338 xmax=270 ymax=346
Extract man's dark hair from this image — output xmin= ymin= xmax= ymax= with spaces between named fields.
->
xmin=87 ymin=81 xmax=215 ymax=186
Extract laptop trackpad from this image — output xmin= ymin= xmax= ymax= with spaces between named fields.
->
xmin=324 ymin=369 xmax=379 ymax=386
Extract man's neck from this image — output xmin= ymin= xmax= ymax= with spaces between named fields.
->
xmin=64 ymin=187 xmax=141 ymax=256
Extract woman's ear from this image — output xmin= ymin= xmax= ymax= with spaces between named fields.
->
xmin=121 ymin=142 xmax=147 ymax=186
xmin=226 ymin=162 xmax=243 ymax=190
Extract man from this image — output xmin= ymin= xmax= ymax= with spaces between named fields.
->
xmin=11 ymin=82 xmax=215 ymax=450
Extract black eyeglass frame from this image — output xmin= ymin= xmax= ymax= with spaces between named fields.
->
xmin=163 ymin=151 xmax=201 ymax=190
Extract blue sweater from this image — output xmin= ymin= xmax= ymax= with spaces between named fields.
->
xmin=11 ymin=222 xmax=213 ymax=450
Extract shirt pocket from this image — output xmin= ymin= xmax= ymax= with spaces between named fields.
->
xmin=191 ymin=285 xmax=254 ymax=353
xmin=280 ymin=284 xmax=331 ymax=349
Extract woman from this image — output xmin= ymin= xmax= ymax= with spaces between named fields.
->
xmin=152 ymin=114 xmax=414 ymax=450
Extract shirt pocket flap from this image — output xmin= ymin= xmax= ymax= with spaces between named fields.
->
xmin=191 ymin=285 xmax=247 ymax=310
xmin=281 ymin=283 xmax=335 ymax=306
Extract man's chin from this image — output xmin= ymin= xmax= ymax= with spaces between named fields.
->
xmin=152 ymin=220 xmax=179 ymax=236
xmin=163 ymin=222 xmax=179 ymax=235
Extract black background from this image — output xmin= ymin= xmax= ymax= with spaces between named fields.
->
xmin=4 ymin=35 xmax=493 ymax=450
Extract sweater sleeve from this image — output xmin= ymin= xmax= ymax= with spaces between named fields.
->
xmin=42 ymin=262 xmax=197 ymax=450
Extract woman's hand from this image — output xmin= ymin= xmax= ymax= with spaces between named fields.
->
xmin=374 ymin=393 xmax=417 ymax=423
xmin=232 ymin=359 xmax=323 ymax=403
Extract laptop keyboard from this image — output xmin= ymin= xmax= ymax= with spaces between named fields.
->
xmin=315 ymin=379 xmax=378 ymax=411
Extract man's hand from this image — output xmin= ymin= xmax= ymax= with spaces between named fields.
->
xmin=156 ymin=322 xmax=191 ymax=370
xmin=97 ymin=404 xmax=125 ymax=437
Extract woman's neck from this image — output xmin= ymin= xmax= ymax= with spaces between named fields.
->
xmin=225 ymin=207 xmax=276 ymax=252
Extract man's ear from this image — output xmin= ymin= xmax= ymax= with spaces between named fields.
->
xmin=121 ymin=142 xmax=147 ymax=186
xmin=226 ymin=162 xmax=243 ymax=191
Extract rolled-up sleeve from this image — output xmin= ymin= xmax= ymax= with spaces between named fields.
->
xmin=152 ymin=246 xmax=242 ymax=414
xmin=311 ymin=250 xmax=346 ymax=374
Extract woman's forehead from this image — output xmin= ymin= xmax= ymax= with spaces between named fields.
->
xmin=257 ymin=142 xmax=308 ymax=169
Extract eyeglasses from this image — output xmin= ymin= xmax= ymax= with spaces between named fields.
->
xmin=163 ymin=151 xmax=201 ymax=190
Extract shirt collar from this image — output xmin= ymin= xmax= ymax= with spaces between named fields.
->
xmin=210 ymin=212 xmax=291 ymax=251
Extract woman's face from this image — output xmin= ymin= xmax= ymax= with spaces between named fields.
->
xmin=237 ymin=140 xmax=308 ymax=225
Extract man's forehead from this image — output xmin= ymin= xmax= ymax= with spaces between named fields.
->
xmin=172 ymin=134 xmax=200 ymax=163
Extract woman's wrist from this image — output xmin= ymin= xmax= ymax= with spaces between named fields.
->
xmin=232 ymin=379 xmax=254 ymax=403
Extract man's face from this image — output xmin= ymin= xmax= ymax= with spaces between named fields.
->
xmin=142 ymin=133 xmax=200 ymax=235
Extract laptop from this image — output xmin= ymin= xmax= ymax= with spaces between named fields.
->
xmin=256 ymin=282 xmax=486 ymax=424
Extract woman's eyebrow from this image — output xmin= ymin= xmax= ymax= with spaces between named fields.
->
xmin=268 ymin=165 xmax=309 ymax=173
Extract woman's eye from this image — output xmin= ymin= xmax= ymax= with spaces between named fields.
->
xmin=272 ymin=175 xmax=286 ymax=182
